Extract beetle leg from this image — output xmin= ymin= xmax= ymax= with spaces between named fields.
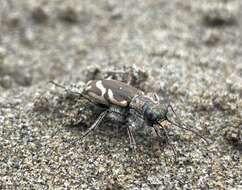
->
xmin=154 ymin=125 xmax=176 ymax=162
xmin=153 ymin=126 xmax=166 ymax=147
xmin=126 ymin=69 xmax=133 ymax=85
xmin=153 ymin=93 xmax=160 ymax=103
xmin=127 ymin=126 xmax=137 ymax=149
xmin=81 ymin=110 xmax=108 ymax=139
xmin=50 ymin=80 xmax=93 ymax=103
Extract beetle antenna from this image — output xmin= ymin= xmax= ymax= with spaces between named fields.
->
xmin=49 ymin=81 xmax=92 ymax=102
xmin=49 ymin=81 xmax=81 ymax=95
xmin=166 ymin=116 xmax=209 ymax=145
xmin=166 ymin=104 xmax=209 ymax=144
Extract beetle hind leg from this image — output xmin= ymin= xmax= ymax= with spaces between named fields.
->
xmin=81 ymin=110 xmax=108 ymax=139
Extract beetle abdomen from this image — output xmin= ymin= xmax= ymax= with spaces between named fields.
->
xmin=84 ymin=80 xmax=142 ymax=107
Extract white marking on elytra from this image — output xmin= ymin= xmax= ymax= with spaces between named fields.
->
xmin=96 ymin=80 xmax=106 ymax=97
xmin=107 ymin=89 xmax=127 ymax=106
xmin=106 ymin=76 xmax=112 ymax=80
xmin=85 ymin=85 xmax=92 ymax=91
xmin=86 ymin=80 xmax=92 ymax=86
xmin=88 ymin=92 xmax=109 ymax=105
xmin=85 ymin=80 xmax=93 ymax=91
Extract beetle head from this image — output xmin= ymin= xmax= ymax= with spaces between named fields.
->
xmin=143 ymin=100 xmax=169 ymax=125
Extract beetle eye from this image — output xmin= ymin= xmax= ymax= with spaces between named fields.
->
xmin=148 ymin=112 xmax=153 ymax=118
xmin=147 ymin=111 xmax=155 ymax=121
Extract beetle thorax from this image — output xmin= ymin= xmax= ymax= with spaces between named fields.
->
xmin=130 ymin=95 xmax=167 ymax=124
xmin=130 ymin=95 xmax=157 ymax=115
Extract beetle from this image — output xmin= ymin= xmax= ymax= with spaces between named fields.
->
xmin=51 ymin=79 xmax=208 ymax=151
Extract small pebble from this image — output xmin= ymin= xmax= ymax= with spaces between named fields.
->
xmin=6 ymin=12 xmax=21 ymax=28
xmin=202 ymin=3 xmax=237 ymax=27
xmin=203 ymin=30 xmax=220 ymax=46
xmin=31 ymin=6 xmax=48 ymax=23
xmin=58 ymin=6 xmax=79 ymax=23
xmin=0 ymin=75 xmax=13 ymax=89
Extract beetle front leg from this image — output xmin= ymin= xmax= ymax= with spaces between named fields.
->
xmin=155 ymin=124 xmax=177 ymax=162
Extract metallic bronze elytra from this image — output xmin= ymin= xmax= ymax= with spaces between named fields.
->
xmin=50 ymin=78 xmax=208 ymax=155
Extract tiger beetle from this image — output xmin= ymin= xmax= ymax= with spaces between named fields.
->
xmin=51 ymin=78 xmax=208 ymax=154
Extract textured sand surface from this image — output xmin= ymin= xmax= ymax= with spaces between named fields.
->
xmin=0 ymin=0 xmax=241 ymax=189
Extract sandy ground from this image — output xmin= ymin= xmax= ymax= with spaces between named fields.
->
xmin=0 ymin=0 xmax=241 ymax=189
